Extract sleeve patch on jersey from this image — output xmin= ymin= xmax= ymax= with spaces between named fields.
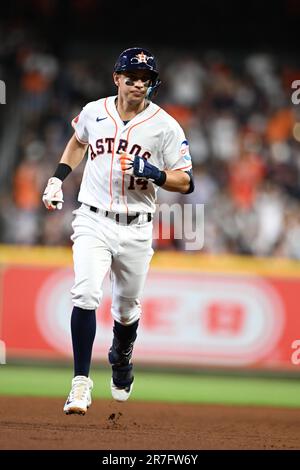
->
xmin=73 ymin=114 xmax=79 ymax=124
xmin=180 ymin=140 xmax=191 ymax=160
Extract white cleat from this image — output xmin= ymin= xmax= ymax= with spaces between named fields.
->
xmin=63 ymin=375 xmax=93 ymax=415
xmin=110 ymin=378 xmax=133 ymax=402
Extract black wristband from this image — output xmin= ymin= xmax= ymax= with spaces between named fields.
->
xmin=53 ymin=163 xmax=72 ymax=181
xmin=154 ymin=170 xmax=167 ymax=187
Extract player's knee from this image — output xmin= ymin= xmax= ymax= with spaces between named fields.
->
xmin=111 ymin=296 xmax=141 ymax=325
xmin=71 ymin=285 xmax=101 ymax=310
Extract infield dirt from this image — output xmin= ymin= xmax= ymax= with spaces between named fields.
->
xmin=0 ymin=396 xmax=299 ymax=450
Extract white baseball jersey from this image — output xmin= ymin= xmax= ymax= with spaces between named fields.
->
xmin=72 ymin=95 xmax=192 ymax=214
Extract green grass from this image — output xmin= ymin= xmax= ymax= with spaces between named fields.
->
xmin=1 ymin=365 xmax=300 ymax=408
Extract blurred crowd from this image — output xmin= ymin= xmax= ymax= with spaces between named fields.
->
xmin=1 ymin=24 xmax=300 ymax=258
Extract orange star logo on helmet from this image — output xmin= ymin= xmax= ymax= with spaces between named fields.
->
xmin=135 ymin=52 xmax=148 ymax=63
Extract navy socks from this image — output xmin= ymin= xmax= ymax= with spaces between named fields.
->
xmin=71 ymin=306 xmax=96 ymax=377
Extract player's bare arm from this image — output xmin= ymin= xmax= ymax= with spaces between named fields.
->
xmin=60 ymin=134 xmax=88 ymax=169
xmin=160 ymin=170 xmax=191 ymax=193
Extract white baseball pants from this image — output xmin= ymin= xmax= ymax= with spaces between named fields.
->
xmin=70 ymin=204 xmax=154 ymax=325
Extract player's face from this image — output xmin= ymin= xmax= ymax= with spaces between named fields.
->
xmin=114 ymin=71 xmax=152 ymax=103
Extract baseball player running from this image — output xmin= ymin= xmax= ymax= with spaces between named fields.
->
xmin=42 ymin=47 xmax=194 ymax=415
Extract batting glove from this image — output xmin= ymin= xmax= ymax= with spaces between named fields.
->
xmin=42 ymin=177 xmax=64 ymax=210
xmin=132 ymin=156 xmax=162 ymax=181
xmin=119 ymin=152 xmax=166 ymax=185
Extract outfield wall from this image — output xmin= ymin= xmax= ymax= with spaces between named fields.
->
xmin=1 ymin=245 xmax=300 ymax=371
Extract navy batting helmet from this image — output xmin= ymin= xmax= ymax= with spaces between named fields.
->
xmin=114 ymin=47 xmax=161 ymax=99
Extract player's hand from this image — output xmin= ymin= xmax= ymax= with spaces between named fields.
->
xmin=119 ymin=152 xmax=134 ymax=175
xmin=42 ymin=177 xmax=64 ymax=210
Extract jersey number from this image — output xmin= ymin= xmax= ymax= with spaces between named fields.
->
xmin=128 ymin=176 xmax=149 ymax=190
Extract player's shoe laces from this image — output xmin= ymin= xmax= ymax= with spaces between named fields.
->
xmin=63 ymin=375 xmax=93 ymax=415
xmin=108 ymin=337 xmax=135 ymax=402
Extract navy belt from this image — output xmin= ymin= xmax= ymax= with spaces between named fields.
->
xmin=89 ymin=206 xmax=152 ymax=224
